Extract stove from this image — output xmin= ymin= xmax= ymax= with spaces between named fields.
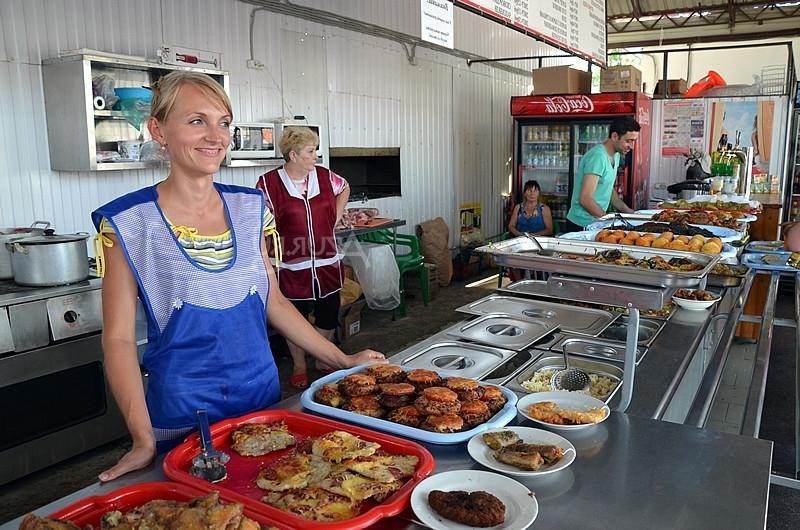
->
xmin=0 ymin=273 xmax=128 ymax=486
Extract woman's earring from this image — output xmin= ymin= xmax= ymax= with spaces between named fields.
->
xmin=160 ymin=143 xmax=167 ymax=151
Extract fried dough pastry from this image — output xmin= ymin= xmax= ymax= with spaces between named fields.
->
xmin=230 ymin=420 xmax=296 ymax=456
xmin=527 ymin=401 xmax=607 ymax=425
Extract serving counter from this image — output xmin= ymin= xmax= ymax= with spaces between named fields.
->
xmin=1 ymin=286 xmax=773 ymax=529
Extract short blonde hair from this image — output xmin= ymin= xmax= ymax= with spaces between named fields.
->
xmin=150 ymin=71 xmax=232 ymax=122
xmin=278 ymin=126 xmax=320 ymax=162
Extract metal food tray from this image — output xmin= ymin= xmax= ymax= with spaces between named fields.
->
xmin=445 ymin=313 xmax=559 ymax=351
xmin=455 ymin=294 xmax=618 ymax=337
xmin=477 ymin=236 xmax=720 ymax=287
xmin=505 ymin=354 xmax=623 ymax=403
xmin=300 ymin=365 xmax=518 ymax=445
xmin=397 ymin=340 xmax=518 ymax=380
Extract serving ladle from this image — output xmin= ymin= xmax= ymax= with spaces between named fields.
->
xmin=523 ymin=232 xmax=556 ymax=256
xmin=551 ymin=347 xmax=591 ymax=392
xmin=189 ymin=409 xmax=229 ymax=483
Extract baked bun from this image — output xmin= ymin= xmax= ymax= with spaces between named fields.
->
xmin=378 ymin=382 xmax=416 ymax=408
xmin=387 ymin=405 xmax=424 ymax=427
xmin=406 ymin=369 xmax=442 ymax=390
xmin=339 ymin=373 xmax=378 ymax=397
xmin=459 ymin=399 xmax=491 ymax=427
xmin=343 ymin=395 xmax=385 ymax=418
xmin=365 ymin=363 xmax=406 ymax=383
xmin=420 ymin=413 xmax=464 ymax=433
xmin=479 ymin=385 xmax=508 ymax=413
xmin=444 ymin=377 xmax=484 ymax=401
xmin=415 ymin=386 xmax=461 ymax=415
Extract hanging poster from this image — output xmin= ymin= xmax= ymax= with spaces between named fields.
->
xmin=661 ymin=100 xmax=706 ymax=156
xmin=709 ymin=100 xmax=775 ymax=176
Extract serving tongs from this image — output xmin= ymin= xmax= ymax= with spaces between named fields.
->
xmin=189 ymin=409 xmax=229 ymax=483
xmin=611 ymin=212 xmax=635 ymax=231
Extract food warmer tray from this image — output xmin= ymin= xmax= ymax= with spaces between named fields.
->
xmin=745 ymin=241 xmax=786 ymax=254
xmin=551 ymin=335 xmax=647 ymax=365
xmin=43 ymin=482 xmax=281 ymax=528
xmin=396 ymin=339 xmax=518 ymax=380
xmin=444 ymin=313 xmax=559 ymax=350
xmin=300 ymin=365 xmax=518 ymax=445
xmin=455 ymin=294 xmax=618 ymax=337
xmin=559 ymin=230 xmax=739 ymax=259
xmin=477 ymin=236 xmax=720 ymax=288
xmin=584 ymin=219 xmax=742 ymax=243
xmin=504 ymin=354 xmax=624 ymax=404
xmin=163 ymin=409 xmax=435 ymax=530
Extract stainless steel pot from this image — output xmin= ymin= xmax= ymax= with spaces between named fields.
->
xmin=679 ymin=189 xmax=704 ymax=200
xmin=0 ymin=221 xmax=51 ymax=279
xmin=6 ymin=229 xmax=89 ymax=286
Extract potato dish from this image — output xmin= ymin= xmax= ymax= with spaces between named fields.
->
xmin=594 ymin=229 xmax=723 ymax=254
xmin=520 ymin=368 xmax=618 ymax=400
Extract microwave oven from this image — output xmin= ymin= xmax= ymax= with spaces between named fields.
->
xmin=228 ymin=123 xmax=275 ymax=159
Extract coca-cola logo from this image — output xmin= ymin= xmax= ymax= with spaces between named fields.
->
xmin=543 ymin=95 xmax=595 ymax=114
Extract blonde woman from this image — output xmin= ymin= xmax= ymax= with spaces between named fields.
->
xmin=92 ymin=72 xmax=384 ymax=481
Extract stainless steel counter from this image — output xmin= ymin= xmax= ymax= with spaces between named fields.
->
xmin=2 ymin=396 xmax=772 ymax=529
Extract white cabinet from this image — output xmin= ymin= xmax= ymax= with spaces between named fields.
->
xmin=42 ymin=53 xmax=228 ymax=171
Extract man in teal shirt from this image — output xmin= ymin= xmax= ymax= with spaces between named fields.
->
xmin=566 ymin=117 xmax=640 ymax=231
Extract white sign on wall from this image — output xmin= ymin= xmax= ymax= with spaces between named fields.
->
xmin=421 ymin=0 xmax=454 ymax=49
xmin=454 ymin=0 xmax=607 ymax=66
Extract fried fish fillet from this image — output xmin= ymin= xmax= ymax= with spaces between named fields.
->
xmin=527 ymin=401 xmax=607 ymax=425
xmin=230 ymin=420 xmax=296 ymax=456
xmin=494 ymin=446 xmax=545 ymax=471
xmin=482 ymin=430 xmax=521 ymax=450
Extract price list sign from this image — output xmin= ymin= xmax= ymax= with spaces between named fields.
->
xmin=455 ymin=0 xmax=606 ymax=66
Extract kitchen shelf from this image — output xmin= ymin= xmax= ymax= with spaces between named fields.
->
xmin=42 ymin=52 xmax=229 ymax=171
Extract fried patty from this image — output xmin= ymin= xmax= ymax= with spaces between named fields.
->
xmin=427 ymin=490 xmax=505 ymax=527
xmin=445 ymin=377 xmax=484 ymax=401
xmin=419 ymin=413 xmax=463 ymax=433
xmin=414 ymin=387 xmax=461 ymax=415
xmin=378 ymin=383 xmax=416 ymax=409
xmin=459 ymin=399 xmax=491 ymax=427
xmin=339 ymin=373 xmax=377 ymax=397
xmin=386 ymin=405 xmax=423 ymax=427
xmin=314 ymin=383 xmax=344 ymax=408
xmin=343 ymin=395 xmax=385 ymax=417
xmin=365 ymin=363 xmax=406 ymax=383
xmin=405 ymin=369 xmax=442 ymax=390
xmin=479 ymin=385 xmax=508 ymax=413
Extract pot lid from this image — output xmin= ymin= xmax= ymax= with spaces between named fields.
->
xmin=14 ymin=232 xmax=89 ymax=245
xmin=0 ymin=227 xmax=41 ymax=236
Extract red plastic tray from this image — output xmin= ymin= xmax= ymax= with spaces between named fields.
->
xmin=163 ymin=409 xmax=435 ymax=530
xmin=45 ymin=481 xmax=281 ymax=527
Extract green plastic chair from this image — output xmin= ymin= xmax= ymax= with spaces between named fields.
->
xmin=357 ymin=229 xmax=429 ymax=317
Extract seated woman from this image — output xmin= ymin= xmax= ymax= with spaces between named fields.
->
xmin=506 ymin=180 xmax=554 ymax=281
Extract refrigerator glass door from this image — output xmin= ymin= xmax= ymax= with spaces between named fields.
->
xmin=519 ymin=124 xmax=571 ymax=224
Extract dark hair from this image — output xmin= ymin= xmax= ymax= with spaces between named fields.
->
xmin=523 ymin=180 xmax=541 ymax=192
xmin=608 ymin=116 xmax=640 ymax=138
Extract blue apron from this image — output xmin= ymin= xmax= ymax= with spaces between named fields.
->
xmin=93 ymin=183 xmax=280 ymax=448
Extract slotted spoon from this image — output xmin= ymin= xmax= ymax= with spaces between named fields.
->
xmin=551 ymin=348 xmax=591 ymax=392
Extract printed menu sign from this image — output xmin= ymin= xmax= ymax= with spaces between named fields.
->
xmin=454 ymin=0 xmax=606 ymax=66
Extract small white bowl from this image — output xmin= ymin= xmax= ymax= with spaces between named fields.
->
xmin=671 ymin=294 xmax=720 ymax=311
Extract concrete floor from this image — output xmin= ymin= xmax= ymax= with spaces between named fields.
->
xmin=0 ymin=271 xmax=797 ymax=527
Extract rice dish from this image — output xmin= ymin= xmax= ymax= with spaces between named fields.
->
xmin=520 ymin=368 xmax=618 ymax=399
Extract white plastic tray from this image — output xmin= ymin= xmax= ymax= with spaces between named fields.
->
xmin=300 ymin=365 xmax=518 ymax=445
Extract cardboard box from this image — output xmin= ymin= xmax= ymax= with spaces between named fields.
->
xmin=338 ymin=299 xmax=366 ymax=341
xmin=600 ymin=65 xmax=642 ymax=93
xmin=653 ymin=79 xmax=688 ymax=98
xmin=532 ymin=66 xmax=592 ymax=95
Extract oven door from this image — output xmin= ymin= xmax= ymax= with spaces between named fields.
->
xmin=0 ymin=334 xmax=126 ymax=486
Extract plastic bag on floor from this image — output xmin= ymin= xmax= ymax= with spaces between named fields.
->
xmin=342 ymin=240 xmax=400 ymax=310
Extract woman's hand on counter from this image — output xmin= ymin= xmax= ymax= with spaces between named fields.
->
xmin=97 ymin=443 xmax=155 ymax=482
xmin=346 ymin=348 xmax=387 ymax=368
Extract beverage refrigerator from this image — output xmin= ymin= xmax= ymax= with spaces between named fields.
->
xmin=784 ymin=86 xmax=800 ymax=223
xmin=509 ymin=92 xmax=652 ymax=229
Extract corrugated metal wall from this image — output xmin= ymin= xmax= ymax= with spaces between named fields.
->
xmin=0 ymin=0 xmax=538 ymax=249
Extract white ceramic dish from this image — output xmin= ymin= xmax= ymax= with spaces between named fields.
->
xmin=671 ymin=293 xmax=720 ymax=311
xmin=410 ymin=469 xmax=538 ymax=530
xmin=467 ymin=426 xmax=576 ymax=477
xmin=517 ymin=391 xmax=610 ymax=431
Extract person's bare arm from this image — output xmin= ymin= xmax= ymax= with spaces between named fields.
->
xmin=578 ymin=173 xmax=608 ymax=218
xmin=262 ymin=239 xmax=384 ymax=367
xmin=507 ymin=204 xmax=522 ymax=236
xmin=335 ymin=184 xmax=350 ymax=225
xmin=98 ymin=236 xmax=156 ymax=481
xmin=610 ymin=188 xmax=634 ymax=213
xmin=537 ymin=205 xmax=554 ymax=235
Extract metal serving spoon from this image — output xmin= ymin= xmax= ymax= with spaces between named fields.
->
xmin=189 ymin=409 xmax=229 ymax=483
xmin=551 ymin=347 xmax=591 ymax=392
xmin=524 ymin=232 xmax=556 ymax=256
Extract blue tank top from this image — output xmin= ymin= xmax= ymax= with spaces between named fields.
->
xmin=92 ymin=183 xmax=281 ymax=446
xmin=515 ymin=202 xmax=546 ymax=233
